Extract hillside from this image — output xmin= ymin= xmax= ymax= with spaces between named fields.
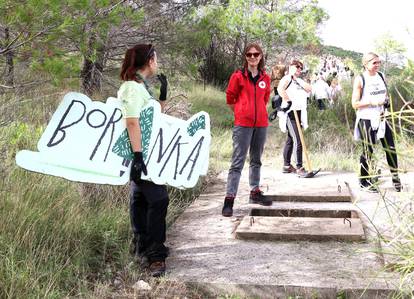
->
xmin=1 ymin=0 xmax=413 ymax=297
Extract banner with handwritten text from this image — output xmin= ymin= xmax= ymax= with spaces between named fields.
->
xmin=16 ymin=92 xmax=211 ymax=189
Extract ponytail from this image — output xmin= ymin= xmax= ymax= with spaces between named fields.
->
xmin=120 ymin=44 xmax=155 ymax=81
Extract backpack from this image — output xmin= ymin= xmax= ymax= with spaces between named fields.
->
xmin=271 ymin=77 xmax=293 ymax=110
xmin=360 ymin=71 xmax=389 ymax=108
xmin=269 ymin=78 xmax=294 ymax=121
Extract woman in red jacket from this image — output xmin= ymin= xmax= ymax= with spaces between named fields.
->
xmin=222 ymin=43 xmax=272 ymax=217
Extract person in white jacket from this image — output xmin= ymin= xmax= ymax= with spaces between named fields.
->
xmin=277 ymin=60 xmax=312 ymax=176
xmin=312 ymin=73 xmax=331 ymax=110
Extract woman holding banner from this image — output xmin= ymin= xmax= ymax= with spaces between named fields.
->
xmin=118 ymin=44 xmax=169 ymax=277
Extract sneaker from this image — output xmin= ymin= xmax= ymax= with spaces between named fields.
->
xmin=392 ymin=175 xmax=402 ymax=192
xmin=249 ymin=188 xmax=272 ymax=206
xmin=222 ymin=196 xmax=234 ymax=217
xmin=282 ymin=164 xmax=296 ymax=173
xmin=296 ymin=167 xmax=307 ymax=177
xmin=149 ymin=261 xmax=166 ymax=277
xmin=359 ymin=183 xmax=379 ymax=193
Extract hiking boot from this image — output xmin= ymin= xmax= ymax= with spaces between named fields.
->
xmin=392 ymin=175 xmax=402 ymax=192
xmin=149 ymin=261 xmax=166 ymax=277
xmin=296 ymin=167 xmax=307 ymax=177
xmin=282 ymin=164 xmax=296 ymax=173
xmin=249 ymin=188 xmax=272 ymax=206
xmin=222 ymin=196 xmax=234 ymax=217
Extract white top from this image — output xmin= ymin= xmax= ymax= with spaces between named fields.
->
xmin=356 ymin=72 xmax=386 ymax=122
xmin=278 ymin=75 xmax=309 ymax=133
xmin=330 ymin=83 xmax=342 ymax=99
xmin=312 ymin=79 xmax=331 ymax=100
xmin=117 ymin=81 xmax=153 ymax=118
xmin=338 ymin=69 xmax=350 ymax=82
xmin=283 ymin=76 xmax=308 ymax=111
xmin=353 ymin=72 xmax=387 ymax=140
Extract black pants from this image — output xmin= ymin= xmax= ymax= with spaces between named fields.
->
xmin=283 ymin=110 xmax=303 ymax=168
xmin=358 ymin=119 xmax=398 ymax=186
xmin=317 ymin=98 xmax=327 ymax=110
xmin=130 ymin=180 xmax=169 ymax=263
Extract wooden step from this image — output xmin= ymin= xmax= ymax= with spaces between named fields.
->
xmin=264 ymin=193 xmax=352 ymax=202
xmin=235 ymin=216 xmax=365 ymax=242
xmin=249 ymin=208 xmax=359 ymax=218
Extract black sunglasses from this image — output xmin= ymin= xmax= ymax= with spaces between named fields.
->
xmin=245 ymin=52 xmax=261 ymax=58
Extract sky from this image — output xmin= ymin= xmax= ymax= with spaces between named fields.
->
xmin=317 ymin=0 xmax=414 ymax=60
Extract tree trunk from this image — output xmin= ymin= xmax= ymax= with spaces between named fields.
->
xmin=80 ymin=33 xmax=106 ymax=96
xmin=4 ymin=27 xmax=14 ymax=87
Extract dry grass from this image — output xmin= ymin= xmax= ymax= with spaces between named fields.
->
xmin=1 ymin=79 xmax=413 ymax=298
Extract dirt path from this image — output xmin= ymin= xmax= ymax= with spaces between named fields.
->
xmin=166 ymin=164 xmax=413 ymax=298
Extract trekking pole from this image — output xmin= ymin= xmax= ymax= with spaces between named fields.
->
xmin=292 ymin=110 xmax=320 ymax=178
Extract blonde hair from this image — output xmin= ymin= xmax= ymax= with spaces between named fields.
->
xmin=362 ymin=52 xmax=379 ymax=67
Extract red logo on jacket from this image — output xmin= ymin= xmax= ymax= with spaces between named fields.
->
xmin=258 ymin=81 xmax=266 ymax=89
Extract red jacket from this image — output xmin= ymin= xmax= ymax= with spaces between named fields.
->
xmin=226 ymin=68 xmax=271 ymax=127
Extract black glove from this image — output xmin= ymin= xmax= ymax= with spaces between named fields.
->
xmin=268 ymin=109 xmax=278 ymax=122
xmin=271 ymin=94 xmax=282 ymax=110
xmin=383 ymin=98 xmax=390 ymax=109
xmin=130 ymin=152 xmax=148 ymax=184
xmin=281 ymin=101 xmax=292 ymax=112
xmin=157 ymin=73 xmax=168 ymax=101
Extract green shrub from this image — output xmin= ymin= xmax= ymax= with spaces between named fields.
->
xmin=186 ymin=83 xmax=233 ymax=128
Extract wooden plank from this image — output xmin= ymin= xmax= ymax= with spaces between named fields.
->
xmin=249 ymin=208 xmax=359 ymax=218
xmin=264 ymin=193 xmax=352 ymax=202
xmin=235 ymin=216 xmax=365 ymax=242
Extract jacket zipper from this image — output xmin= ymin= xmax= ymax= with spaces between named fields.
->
xmin=253 ymin=82 xmax=257 ymax=127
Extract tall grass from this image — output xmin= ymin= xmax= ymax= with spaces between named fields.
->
xmin=0 ymin=109 xmax=129 ymax=297
xmin=377 ymin=79 xmax=414 ymax=297
xmin=1 ymin=78 xmax=413 ymax=297
xmin=0 ymin=88 xmax=209 ymax=298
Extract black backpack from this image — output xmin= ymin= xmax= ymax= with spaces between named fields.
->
xmin=271 ymin=77 xmax=293 ymax=110
xmin=269 ymin=78 xmax=293 ymax=121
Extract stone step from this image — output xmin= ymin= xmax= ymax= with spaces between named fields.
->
xmin=236 ymin=216 xmax=365 ymax=241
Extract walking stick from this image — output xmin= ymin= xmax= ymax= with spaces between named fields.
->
xmin=293 ymin=110 xmax=321 ymax=178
